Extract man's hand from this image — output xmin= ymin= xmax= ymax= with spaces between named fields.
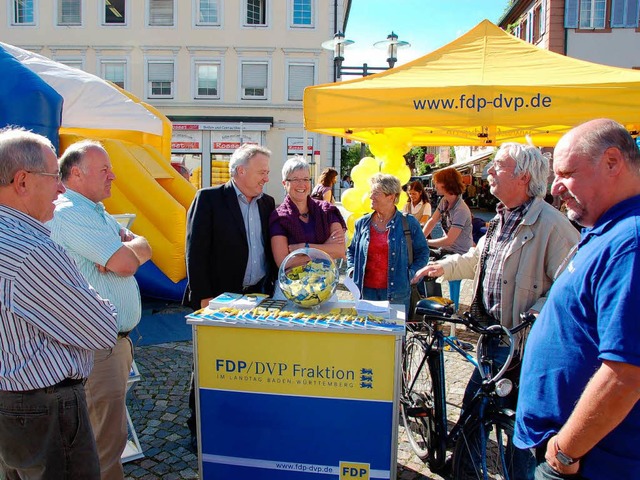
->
xmin=96 ymin=263 xmax=109 ymax=274
xmin=411 ymin=263 xmax=444 ymax=284
xmin=545 ymin=434 xmax=581 ymax=475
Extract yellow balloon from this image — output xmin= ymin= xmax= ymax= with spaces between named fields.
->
xmin=347 ymin=212 xmax=364 ymax=232
xmin=398 ymin=190 xmax=408 ymax=207
xmin=368 ymin=139 xmax=387 ymax=158
xmin=380 ymin=154 xmax=406 ymax=172
xmin=396 ymin=165 xmax=412 ymax=186
xmin=358 ymin=156 xmax=380 ymax=172
xmin=351 ymin=164 xmax=376 ymax=188
xmin=341 ymin=188 xmax=369 ymax=214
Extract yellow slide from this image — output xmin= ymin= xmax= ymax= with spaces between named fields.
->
xmin=59 ymin=132 xmax=196 ymax=284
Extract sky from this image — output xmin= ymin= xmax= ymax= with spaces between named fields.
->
xmin=341 ymin=0 xmax=510 ymax=72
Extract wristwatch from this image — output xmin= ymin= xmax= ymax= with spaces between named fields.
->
xmin=555 ymin=438 xmax=580 ymax=466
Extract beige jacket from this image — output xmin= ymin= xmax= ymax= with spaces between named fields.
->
xmin=439 ymin=198 xmax=580 ymax=330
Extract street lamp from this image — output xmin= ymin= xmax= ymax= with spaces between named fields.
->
xmin=321 ymin=31 xmax=411 ymax=79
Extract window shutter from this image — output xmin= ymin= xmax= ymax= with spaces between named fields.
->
xmin=565 ymin=0 xmax=579 ymax=27
xmin=149 ymin=62 xmax=174 ymax=81
xmin=149 ymin=0 xmax=174 ymax=26
xmin=540 ymin=0 xmax=548 ymax=34
xmin=625 ymin=0 xmax=639 ymax=26
xmin=242 ymin=63 xmax=267 ymax=89
xmin=288 ymin=64 xmax=313 ymax=101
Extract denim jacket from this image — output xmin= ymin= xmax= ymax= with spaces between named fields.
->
xmin=347 ymin=210 xmax=430 ymax=306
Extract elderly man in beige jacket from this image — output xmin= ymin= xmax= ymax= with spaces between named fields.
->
xmin=412 ymin=142 xmax=579 ymax=406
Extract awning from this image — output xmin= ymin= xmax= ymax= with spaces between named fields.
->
xmin=434 ymin=150 xmax=494 ymax=174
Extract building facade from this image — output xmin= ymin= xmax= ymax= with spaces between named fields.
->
xmin=1 ymin=0 xmax=352 ymax=201
xmin=500 ymin=0 xmax=640 ymax=68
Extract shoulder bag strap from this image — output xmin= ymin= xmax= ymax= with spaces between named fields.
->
xmin=401 ymin=214 xmax=413 ymax=265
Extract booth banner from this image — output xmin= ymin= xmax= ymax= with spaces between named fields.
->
xmin=287 ymin=137 xmax=314 ymax=155
xmin=211 ymin=131 xmax=260 ymax=153
xmin=171 ymin=130 xmax=202 ymax=153
xmin=196 ymin=325 xmax=398 ymax=479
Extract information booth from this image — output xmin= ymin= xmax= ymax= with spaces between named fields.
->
xmin=187 ymin=301 xmax=405 ymax=480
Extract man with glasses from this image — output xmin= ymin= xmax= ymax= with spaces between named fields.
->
xmin=515 ymin=119 xmax=640 ymax=479
xmin=412 ymin=142 xmax=579 ymax=476
xmin=0 ymin=128 xmax=118 ymax=479
xmin=183 ymin=143 xmax=276 ymax=449
xmin=47 ymin=140 xmax=152 ymax=480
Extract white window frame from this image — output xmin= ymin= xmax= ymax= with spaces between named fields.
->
xmin=289 ymin=0 xmax=314 ymax=28
xmin=54 ymin=57 xmax=84 ymax=70
xmin=56 ymin=0 xmax=82 ymax=26
xmin=243 ymin=0 xmax=268 ymax=27
xmin=146 ymin=58 xmax=176 ymax=99
xmin=194 ymin=0 xmax=221 ymax=26
xmin=99 ymin=58 xmax=128 ymax=90
xmin=102 ymin=0 xmax=127 ymax=26
xmin=193 ymin=58 xmax=222 ymax=100
xmin=147 ymin=0 xmax=176 ymax=27
xmin=579 ymin=0 xmax=607 ymax=28
xmin=10 ymin=0 xmax=37 ymax=26
xmin=286 ymin=61 xmax=315 ymax=102
xmin=239 ymin=60 xmax=270 ymax=100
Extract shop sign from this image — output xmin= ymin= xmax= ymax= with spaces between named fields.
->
xmin=211 ymin=131 xmax=261 ymax=153
xmin=171 ymin=130 xmax=202 ymax=153
xmin=287 ymin=137 xmax=314 ymax=155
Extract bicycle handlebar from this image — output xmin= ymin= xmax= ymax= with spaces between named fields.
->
xmin=412 ymin=297 xmax=536 ymax=336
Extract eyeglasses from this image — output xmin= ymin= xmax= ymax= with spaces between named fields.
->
xmin=285 ymin=178 xmax=311 ymax=184
xmin=10 ymin=170 xmax=61 ymax=184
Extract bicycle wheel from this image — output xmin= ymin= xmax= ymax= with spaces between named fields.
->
xmin=400 ymin=335 xmax=436 ymax=462
xmin=452 ymin=413 xmax=535 ymax=480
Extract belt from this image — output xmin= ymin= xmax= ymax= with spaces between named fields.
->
xmin=118 ymin=330 xmax=131 ymax=339
xmin=5 ymin=378 xmax=86 ymax=395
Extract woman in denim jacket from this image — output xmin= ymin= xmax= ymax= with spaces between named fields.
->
xmin=347 ymin=174 xmax=430 ymax=314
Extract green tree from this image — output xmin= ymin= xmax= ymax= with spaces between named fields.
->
xmin=340 ymin=143 xmax=370 ymax=177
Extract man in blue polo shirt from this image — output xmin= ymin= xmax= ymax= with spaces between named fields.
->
xmin=48 ymin=140 xmax=152 ymax=480
xmin=515 ymin=118 xmax=640 ymax=479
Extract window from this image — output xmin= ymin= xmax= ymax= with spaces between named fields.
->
xmin=12 ymin=0 xmax=35 ymax=25
xmin=56 ymin=59 xmax=83 ymax=70
xmin=101 ymin=60 xmax=126 ymax=89
xmin=196 ymin=0 xmax=219 ymax=25
xmin=149 ymin=0 xmax=174 ymax=26
xmin=104 ymin=0 xmax=126 ymax=24
xmin=287 ymin=63 xmax=313 ymax=101
xmin=195 ymin=62 xmax=220 ymax=98
xmin=611 ymin=0 xmax=640 ymax=27
xmin=241 ymin=62 xmax=268 ymax=99
xmin=291 ymin=0 xmax=312 ymax=26
xmin=565 ymin=0 xmax=607 ymax=28
xmin=58 ymin=0 xmax=81 ymax=25
xmin=148 ymin=61 xmax=174 ymax=98
xmin=246 ymin=0 xmax=266 ymax=25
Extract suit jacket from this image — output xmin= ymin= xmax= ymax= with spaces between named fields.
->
xmin=183 ymin=181 xmax=276 ymax=310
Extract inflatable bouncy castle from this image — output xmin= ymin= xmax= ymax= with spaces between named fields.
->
xmin=0 ymin=42 xmax=195 ymax=301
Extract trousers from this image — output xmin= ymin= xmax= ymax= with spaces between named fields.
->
xmin=0 ymin=382 xmax=100 ymax=479
xmin=85 ymin=336 xmax=133 ymax=480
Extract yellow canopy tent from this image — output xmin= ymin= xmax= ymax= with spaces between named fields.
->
xmin=304 ymin=20 xmax=640 ymax=147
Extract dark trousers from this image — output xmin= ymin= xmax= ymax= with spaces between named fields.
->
xmin=0 ymin=383 xmax=100 ymax=480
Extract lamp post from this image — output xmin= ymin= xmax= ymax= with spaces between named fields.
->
xmin=321 ymin=31 xmax=411 ymax=79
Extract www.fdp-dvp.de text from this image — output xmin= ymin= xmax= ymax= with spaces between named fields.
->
xmin=413 ymin=93 xmax=552 ymax=112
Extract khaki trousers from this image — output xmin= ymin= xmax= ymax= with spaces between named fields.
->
xmin=85 ymin=337 xmax=133 ymax=480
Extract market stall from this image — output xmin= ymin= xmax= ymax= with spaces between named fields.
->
xmin=187 ymin=300 xmax=404 ymax=480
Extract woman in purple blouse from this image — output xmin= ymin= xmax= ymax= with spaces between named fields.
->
xmin=269 ymin=157 xmax=346 ymax=267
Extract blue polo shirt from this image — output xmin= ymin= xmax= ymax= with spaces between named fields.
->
xmin=515 ymin=195 xmax=640 ymax=479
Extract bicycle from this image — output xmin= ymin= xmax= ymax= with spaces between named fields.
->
xmin=400 ymin=296 xmax=536 ymax=480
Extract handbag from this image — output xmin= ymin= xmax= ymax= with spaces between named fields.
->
xmin=401 ymin=215 xmax=423 ymax=321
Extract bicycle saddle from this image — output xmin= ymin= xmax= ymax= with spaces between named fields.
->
xmin=414 ymin=297 xmax=456 ymax=318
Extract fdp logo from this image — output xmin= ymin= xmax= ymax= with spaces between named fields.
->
xmin=339 ymin=461 xmax=369 ymax=479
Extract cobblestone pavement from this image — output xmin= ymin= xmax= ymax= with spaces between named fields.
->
xmin=124 ymin=279 xmax=476 ymax=479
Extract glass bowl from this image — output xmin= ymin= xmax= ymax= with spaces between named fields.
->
xmin=278 ymin=247 xmax=339 ymax=308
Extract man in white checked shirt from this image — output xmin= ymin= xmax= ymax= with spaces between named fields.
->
xmin=0 ymin=128 xmax=118 ymax=480
xmin=48 ymin=140 xmax=152 ymax=480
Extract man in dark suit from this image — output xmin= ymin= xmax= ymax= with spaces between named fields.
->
xmin=184 ymin=144 xmax=276 ymax=309
xmin=183 ymin=144 xmax=276 ymax=448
